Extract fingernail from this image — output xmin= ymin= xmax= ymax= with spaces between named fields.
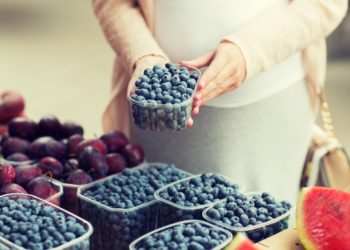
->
xmin=200 ymin=81 xmax=206 ymax=88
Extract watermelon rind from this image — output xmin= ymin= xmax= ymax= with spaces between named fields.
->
xmin=297 ymin=187 xmax=318 ymax=250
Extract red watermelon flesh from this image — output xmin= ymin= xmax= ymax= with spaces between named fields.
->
xmin=297 ymin=187 xmax=350 ymax=250
xmin=225 ymin=233 xmax=258 ymax=250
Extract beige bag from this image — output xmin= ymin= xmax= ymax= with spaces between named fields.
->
xmin=300 ymin=90 xmax=350 ymax=190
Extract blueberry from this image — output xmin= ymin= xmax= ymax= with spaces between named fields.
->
xmin=149 ymin=91 xmax=156 ymax=100
xmin=208 ymin=208 xmax=220 ymax=220
xmin=165 ymin=63 xmax=174 ymax=69
xmin=177 ymin=85 xmax=187 ymax=94
xmin=162 ymin=74 xmax=172 ymax=82
xmin=181 ymin=94 xmax=191 ymax=101
xmin=161 ymin=82 xmax=172 ymax=91
xmin=190 ymin=72 xmax=199 ymax=80
xmin=144 ymin=68 xmax=153 ymax=77
xmin=140 ymin=75 xmax=150 ymax=83
xmin=154 ymin=68 xmax=164 ymax=77
xmin=140 ymin=82 xmax=151 ymax=90
xmin=187 ymin=78 xmax=197 ymax=89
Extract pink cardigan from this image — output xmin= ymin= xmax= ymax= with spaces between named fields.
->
xmin=93 ymin=0 xmax=348 ymax=137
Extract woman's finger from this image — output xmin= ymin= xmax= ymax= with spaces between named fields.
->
xmin=202 ymin=75 xmax=237 ymax=103
xmin=192 ymin=106 xmax=200 ymax=115
xmin=187 ymin=117 xmax=194 ymax=127
xmin=180 ymin=51 xmax=214 ymax=69
xmin=200 ymin=56 xmax=226 ymax=88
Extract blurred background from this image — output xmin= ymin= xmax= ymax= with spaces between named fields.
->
xmin=0 ymin=1 xmax=349 ymax=149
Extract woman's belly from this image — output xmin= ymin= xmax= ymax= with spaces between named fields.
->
xmin=154 ymin=0 xmax=305 ymax=107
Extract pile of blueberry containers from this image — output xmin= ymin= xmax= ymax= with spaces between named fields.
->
xmin=128 ymin=64 xmax=201 ymax=131
xmin=77 ymin=163 xmax=192 ymax=250
xmin=0 ymin=193 xmax=93 ymax=250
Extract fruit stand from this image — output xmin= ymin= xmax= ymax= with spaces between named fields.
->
xmin=1 ymin=72 xmax=349 ymax=250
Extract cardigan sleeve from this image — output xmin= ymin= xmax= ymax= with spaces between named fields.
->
xmin=92 ymin=0 xmax=167 ymax=73
xmin=222 ymin=0 xmax=348 ymax=80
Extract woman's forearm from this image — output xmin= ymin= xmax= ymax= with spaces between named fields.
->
xmin=223 ymin=0 xmax=348 ymax=80
xmin=93 ymin=0 xmax=167 ymax=73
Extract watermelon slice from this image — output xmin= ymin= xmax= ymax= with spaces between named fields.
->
xmin=225 ymin=233 xmax=258 ymax=250
xmin=297 ymin=187 xmax=350 ymax=250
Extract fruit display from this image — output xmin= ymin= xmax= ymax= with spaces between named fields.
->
xmin=0 ymin=193 xmax=93 ymax=250
xmin=225 ymin=233 xmax=258 ymax=250
xmin=203 ymin=192 xmax=291 ymax=242
xmin=129 ymin=63 xmax=200 ymax=131
xmin=129 ymin=220 xmax=232 ymax=250
xmin=155 ymin=174 xmax=241 ymax=227
xmin=0 ymin=115 xmax=145 ymax=214
xmin=0 ymin=91 xmax=25 ymax=137
xmin=0 ymin=163 xmax=62 ymax=205
xmin=297 ymin=187 xmax=350 ymax=250
xmin=77 ymin=163 xmax=191 ymax=250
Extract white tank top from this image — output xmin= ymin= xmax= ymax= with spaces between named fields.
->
xmin=154 ymin=0 xmax=306 ymax=108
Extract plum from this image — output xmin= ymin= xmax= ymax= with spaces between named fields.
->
xmin=15 ymin=165 xmax=43 ymax=186
xmin=78 ymin=146 xmax=109 ymax=177
xmin=75 ymin=139 xmax=107 ymax=155
xmin=67 ymin=134 xmax=84 ymax=156
xmin=67 ymin=169 xmax=92 ymax=185
xmin=1 ymin=137 xmax=29 ymax=157
xmin=38 ymin=115 xmax=63 ymax=139
xmin=0 ymin=183 xmax=27 ymax=195
xmin=0 ymin=164 xmax=15 ymax=185
xmin=0 ymin=124 xmax=8 ymax=136
xmin=106 ymin=153 xmax=127 ymax=174
xmin=0 ymin=90 xmax=25 ymax=123
xmin=6 ymin=152 xmax=30 ymax=162
xmin=28 ymin=136 xmax=67 ymax=159
xmin=100 ymin=131 xmax=129 ymax=153
xmin=63 ymin=158 xmax=79 ymax=174
xmin=122 ymin=144 xmax=145 ymax=167
xmin=37 ymin=156 xmax=64 ymax=178
xmin=62 ymin=121 xmax=84 ymax=138
xmin=27 ymin=176 xmax=56 ymax=200
xmin=8 ymin=117 xmax=38 ymax=140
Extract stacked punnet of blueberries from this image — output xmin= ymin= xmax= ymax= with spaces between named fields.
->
xmin=0 ymin=196 xmax=89 ymax=250
xmin=79 ymin=164 xmax=190 ymax=250
xmin=132 ymin=221 xmax=231 ymax=250
xmin=205 ymin=192 xmax=291 ymax=242
xmin=156 ymin=174 xmax=240 ymax=227
xmin=130 ymin=63 xmax=200 ymax=131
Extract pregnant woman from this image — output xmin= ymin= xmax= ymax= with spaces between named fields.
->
xmin=93 ymin=0 xmax=347 ymax=204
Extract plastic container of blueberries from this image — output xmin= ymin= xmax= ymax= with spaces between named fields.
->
xmin=202 ymin=191 xmax=292 ymax=243
xmin=129 ymin=219 xmax=233 ymax=250
xmin=128 ymin=64 xmax=201 ymax=131
xmin=77 ymin=162 xmax=192 ymax=250
xmin=154 ymin=174 xmax=244 ymax=228
xmin=0 ymin=193 xmax=93 ymax=250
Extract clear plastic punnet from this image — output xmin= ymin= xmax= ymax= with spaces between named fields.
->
xmin=77 ymin=162 xmax=192 ymax=250
xmin=0 ymin=193 xmax=93 ymax=250
xmin=128 ymin=64 xmax=201 ymax=131
xmin=154 ymin=174 xmax=243 ymax=228
xmin=129 ymin=220 xmax=233 ymax=250
xmin=202 ymin=191 xmax=292 ymax=242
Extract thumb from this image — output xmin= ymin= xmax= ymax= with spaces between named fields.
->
xmin=180 ymin=50 xmax=214 ymax=69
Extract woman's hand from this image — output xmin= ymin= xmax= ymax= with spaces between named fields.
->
xmin=127 ymin=55 xmax=169 ymax=97
xmin=181 ymin=42 xmax=246 ymax=126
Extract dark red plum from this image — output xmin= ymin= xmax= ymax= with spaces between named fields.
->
xmin=27 ymin=176 xmax=56 ymax=200
xmin=100 ymin=131 xmax=129 ymax=153
xmin=67 ymin=169 xmax=93 ymax=185
xmin=67 ymin=134 xmax=84 ymax=156
xmin=37 ymin=156 xmax=64 ymax=178
xmin=0 ymin=90 xmax=25 ymax=123
xmin=106 ymin=153 xmax=127 ymax=174
xmin=63 ymin=158 xmax=79 ymax=174
xmin=0 ymin=164 xmax=15 ymax=185
xmin=62 ymin=121 xmax=84 ymax=138
xmin=0 ymin=183 xmax=27 ymax=195
xmin=78 ymin=146 xmax=109 ymax=177
xmin=38 ymin=115 xmax=63 ymax=139
xmin=8 ymin=117 xmax=38 ymax=140
xmin=75 ymin=139 xmax=107 ymax=155
xmin=28 ymin=136 xmax=67 ymax=159
xmin=122 ymin=144 xmax=145 ymax=167
xmin=15 ymin=165 xmax=43 ymax=186
xmin=6 ymin=153 xmax=30 ymax=162
xmin=1 ymin=137 xmax=29 ymax=157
